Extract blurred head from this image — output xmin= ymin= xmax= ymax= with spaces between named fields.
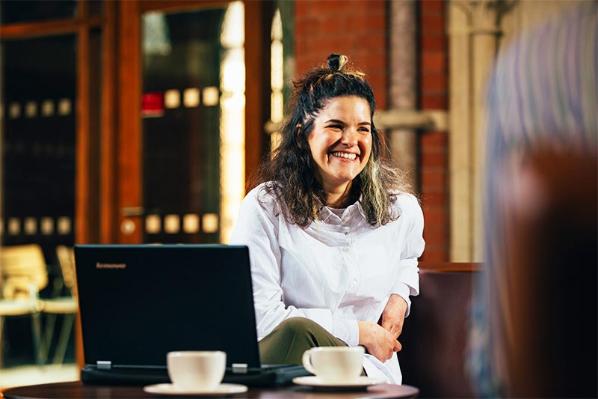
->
xmin=259 ymin=54 xmax=407 ymax=226
xmin=472 ymin=3 xmax=598 ymax=397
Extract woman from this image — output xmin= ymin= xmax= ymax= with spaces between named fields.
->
xmin=230 ymin=54 xmax=424 ymax=384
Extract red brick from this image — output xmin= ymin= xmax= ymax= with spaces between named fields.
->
xmin=421 ymin=192 xmax=447 ymax=207
xmin=311 ymin=0 xmax=352 ymax=13
xmin=421 ymin=131 xmax=447 ymax=146
xmin=421 ymin=240 xmax=448 ymax=253
xmin=424 ymin=234 xmax=446 ymax=251
xmin=295 ymin=0 xmax=310 ymax=17
xmin=422 ymin=72 xmax=447 ymax=92
xmin=422 ymin=226 xmax=448 ymax=242
xmin=421 ymin=34 xmax=446 ymax=51
xmin=421 ymin=170 xmax=446 ymax=192
xmin=421 ymin=203 xmax=444 ymax=213
xmin=421 ymin=14 xmax=445 ymax=34
xmin=425 ymin=219 xmax=448 ymax=233
xmin=420 ymin=0 xmax=446 ymax=16
xmin=422 ymin=228 xmax=447 ymax=246
xmin=420 ymin=243 xmax=448 ymax=253
xmin=421 ymin=150 xmax=447 ymax=169
xmin=420 ymin=94 xmax=447 ymax=109
xmin=421 ymin=51 xmax=446 ymax=73
xmin=364 ymin=54 xmax=386 ymax=72
xmin=421 ymin=145 xmax=445 ymax=157
xmin=419 ymin=246 xmax=447 ymax=263
xmin=317 ymin=17 xmax=347 ymax=34
xmin=423 ymin=219 xmax=448 ymax=235
xmin=421 ymin=137 xmax=447 ymax=152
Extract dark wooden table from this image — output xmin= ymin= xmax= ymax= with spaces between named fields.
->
xmin=3 ymin=381 xmax=419 ymax=398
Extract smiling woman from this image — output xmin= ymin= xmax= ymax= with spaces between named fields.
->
xmin=230 ymin=54 xmax=425 ymax=385
xmin=255 ymin=54 xmax=408 ymax=227
xmin=307 ymin=96 xmax=372 ymax=208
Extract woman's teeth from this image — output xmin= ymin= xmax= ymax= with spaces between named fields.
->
xmin=330 ymin=152 xmax=357 ymax=160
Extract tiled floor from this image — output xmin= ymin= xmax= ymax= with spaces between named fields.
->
xmin=0 ymin=363 xmax=78 ymax=390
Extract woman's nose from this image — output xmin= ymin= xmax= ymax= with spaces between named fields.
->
xmin=340 ymin=128 xmax=359 ymax=146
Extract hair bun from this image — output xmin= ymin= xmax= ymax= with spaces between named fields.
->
xmin=327 ymin=53 xmax=348 ymax=72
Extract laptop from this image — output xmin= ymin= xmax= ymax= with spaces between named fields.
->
xmin=75 ymin=244 xmax=308 ymax=386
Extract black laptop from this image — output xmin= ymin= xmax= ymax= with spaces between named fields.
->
xmin=75 ymin=244 xmax=308 ymax=386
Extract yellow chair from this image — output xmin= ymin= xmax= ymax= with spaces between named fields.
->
xmin=0 ymin=244 xmax=47 ymax=367
xmin=39 ymin=246 xmax=78 ymax=364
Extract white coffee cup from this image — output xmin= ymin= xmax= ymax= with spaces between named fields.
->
xmin=167 ymin=351 xmax=226 ymax=390
xmin=302 ymin=346 xmax=364 ymax=383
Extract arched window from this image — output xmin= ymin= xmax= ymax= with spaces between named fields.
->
xmin=269 ymin=8 xmax=284 ymax=153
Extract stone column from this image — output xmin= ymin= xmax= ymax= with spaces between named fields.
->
xmin=389 ymin=0 xmax=417 ymax=189
xmin=449 ymin=0 xmax=511 ymax=261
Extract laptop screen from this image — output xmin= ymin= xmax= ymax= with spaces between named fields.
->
xmin=75 ymin=244 xmax=260 ymax=368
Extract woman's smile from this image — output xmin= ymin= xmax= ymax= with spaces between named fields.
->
xmin=329 ymin=151 xmax=359 ymax=161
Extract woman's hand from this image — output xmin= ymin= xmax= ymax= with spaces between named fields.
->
xmin=380 ymin=294 xmax=408 ymax=339
xmin=358 ymin=321 xmax=402 ymax=362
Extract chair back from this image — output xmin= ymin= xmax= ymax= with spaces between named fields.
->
xmin=55 ymin=246 xmax=76 ymax=293
xmin=399 ymin=269 xmax=477 ymax=397
xmin=0 ymin=244 xmax=48 ymax=300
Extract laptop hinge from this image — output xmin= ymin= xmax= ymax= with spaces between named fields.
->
xmin=97 ymin=360 xmax=112 ymax=370
xmin=232 ymin=363 xmax=248 ymax=374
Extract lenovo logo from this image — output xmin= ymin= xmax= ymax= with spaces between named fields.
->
xmin=96 ymin=262 xmax=127 ymax=270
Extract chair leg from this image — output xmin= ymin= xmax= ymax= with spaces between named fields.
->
xmin=31 ymin=312 xmax=44 ymax=366
xmin=53 ymin=313 xmax=74 ymax=365
xmin=0 ymin=316 xmax=4 ymax=369
xmin=41 ymin=313 xmax=58 ymax=363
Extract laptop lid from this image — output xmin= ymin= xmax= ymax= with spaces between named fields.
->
xmin=75 ymin=244 xmax=260 ymax=369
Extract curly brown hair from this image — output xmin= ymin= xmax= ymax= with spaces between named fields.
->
xmin=258 ymin=54 xmax=410 ymax=227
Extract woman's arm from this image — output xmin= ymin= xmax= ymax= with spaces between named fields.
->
xmin=380 ymin=194 xmax=425 ymax=340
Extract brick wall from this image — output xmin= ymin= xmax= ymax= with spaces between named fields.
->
xmin=293 ymin=0 xmax=449 ymax=263
xmin=294 ymin=0 xmax=388 ymax=108
xmin=418 ymin=0 xmax=449 ymax=263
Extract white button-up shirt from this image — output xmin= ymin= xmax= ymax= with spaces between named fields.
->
xmin=230 ymin=183 xmax=425 ymax=384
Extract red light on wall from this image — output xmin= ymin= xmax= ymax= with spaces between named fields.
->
xmin=142 ymin=92 xmax=164 ymax=117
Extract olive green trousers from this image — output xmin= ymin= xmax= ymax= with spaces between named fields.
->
xmin=258 ymin=317 xmax=347 ymax=365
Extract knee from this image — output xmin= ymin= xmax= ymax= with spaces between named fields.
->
xmin=276 ymin=317 xmax=322 ymax=339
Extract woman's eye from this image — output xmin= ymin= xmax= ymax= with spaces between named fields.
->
xmin=327 ymin=124 xmax=343 ymax=130
xmin=359 ymin=127 xmax=370 ymax=134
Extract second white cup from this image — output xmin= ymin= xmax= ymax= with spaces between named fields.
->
xmin=302 ymin=346 xmax=364 ymax=384
xmin=167 ymin=351 xmax=226 ymax=390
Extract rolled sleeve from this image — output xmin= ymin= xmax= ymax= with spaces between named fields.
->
xmin=392 ymin=194 xmax=425 ymax=317
xmin=391 ymin=281 xmax=412 ymax=314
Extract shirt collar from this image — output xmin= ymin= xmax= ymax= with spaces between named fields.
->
xmin=316 ymin=195 xmax=366 ymax=225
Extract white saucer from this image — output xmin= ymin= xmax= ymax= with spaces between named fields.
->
xmin=293 ymin=375 xmax=386 ymax=388
xmin=143 ymin=383 xmax=248 ymax=396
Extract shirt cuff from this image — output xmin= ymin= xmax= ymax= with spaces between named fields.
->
xmin=391 ymin=282 xmax=412 ymax=317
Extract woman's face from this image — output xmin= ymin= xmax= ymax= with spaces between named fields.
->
xmin=307 ymin=95 xmax=373 ymax=191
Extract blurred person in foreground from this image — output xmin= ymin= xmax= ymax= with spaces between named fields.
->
xmin=231 ymin=54 xmax=424 ymax=384
xmin=469 ymin=2 xmax=597 ymax=397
